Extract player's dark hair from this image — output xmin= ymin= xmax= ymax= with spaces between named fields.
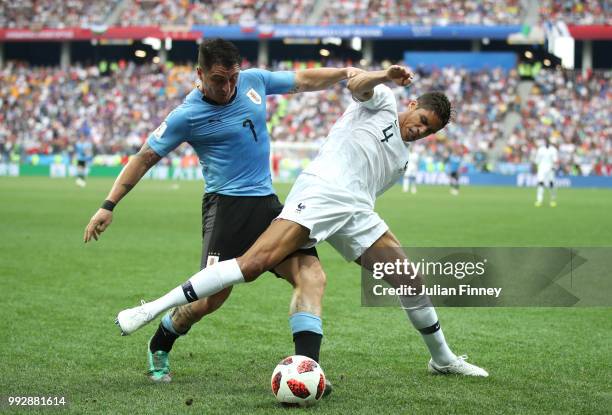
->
xmin=417 ymin=92 xmax=453 ymax=127
xmin=197 ymin=38 xmax=241 ymax=71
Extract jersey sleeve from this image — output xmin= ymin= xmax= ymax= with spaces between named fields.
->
xmin=358 ymin=84 xmax=396 ymax=111
xmin=146 ymin=106 xmax=191 ymax=157
xmin=251 ymin=68 xmax=296 ymax=95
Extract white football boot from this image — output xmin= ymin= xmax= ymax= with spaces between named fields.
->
xmin=115 ymin=300 xmax=156 ymax=335
xmin=428 ymin=355 xmax=489 ymax=377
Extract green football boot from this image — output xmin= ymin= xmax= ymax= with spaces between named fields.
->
xmin=147 ymin=340 xmax=171 ymax=383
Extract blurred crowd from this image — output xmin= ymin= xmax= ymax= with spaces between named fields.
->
xmin=118 ymin=0 xmax=316 ymax=27
xmin=0 ymin=61 xmax=194 ymax=157
xmin=0 ymin=0 xmax=120 ymax=29
xmin=0 ymin=60 xmax=610 ymax=176
xmin=539 ymin=0 xmax=611 ymax=25
xmin=2 ymin=0 xmax=611 ymax=28
xmin=319 ymin=0 xmax=523 ymax=26
xmin=503 ymin=69 xmax=611 ymax=176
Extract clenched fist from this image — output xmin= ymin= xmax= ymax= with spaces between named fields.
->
xmin=386 ymin=65 xmax=413 ymax=87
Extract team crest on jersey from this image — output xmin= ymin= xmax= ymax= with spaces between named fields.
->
xmin=153 ymin=121 xmax=167 ymax=139
xmin=246 ymin=88 xmax=262 ymax=105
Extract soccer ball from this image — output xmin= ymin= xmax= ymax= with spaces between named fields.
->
xmin=270 ymin=355 xmax=326 ymax=407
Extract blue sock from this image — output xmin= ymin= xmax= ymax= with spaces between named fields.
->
xmin=290 ymin=312 xmax=323 ymax=362
xmin=149 ymin=312 xmax=185 ymax=353
xmin=161 ymin=312 xmax=182 ymax=336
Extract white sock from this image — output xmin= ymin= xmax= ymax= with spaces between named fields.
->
xmin=403 ymin=177 xmax=409 ymax=192
xmin=537 ymin=185 xmax=544 ymax=203
xmin=550 ymin=184 xmax=557 ymax=201
xmin=145 ymin=259 xmax=245 ymax=317
xmin=399 ymin=296 xmax=456 ymax=366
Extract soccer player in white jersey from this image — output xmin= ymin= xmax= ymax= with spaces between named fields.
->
xmin=402 ymin=146 xmax=420 ymax=194
xmin=117 ymin=65 xmax=489 ymax=377
xmin=534 ymin=139 xmax=559 ymax=207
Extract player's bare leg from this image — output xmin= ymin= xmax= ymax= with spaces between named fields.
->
xmin=549 ymin=180 xmax=557 ymax=207
xmin=274 ymin=254 xmax=333 ymax=396
xmin=535 ymin=181 xmax=545 ymax=207
xmin=358 ymin=230 xmax=488 ymax=377
xmin=116 ymin=219 xmax=311 ymax=335
xmin=145 ymin=288 xmax=233 ymax=382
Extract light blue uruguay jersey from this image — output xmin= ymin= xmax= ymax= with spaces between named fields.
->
xmin=75 ymin=141 xmax=93 ymax=162
xmin=146 ymin=69 xmax=295 ymax=196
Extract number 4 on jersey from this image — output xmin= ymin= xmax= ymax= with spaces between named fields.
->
xmin=381 ymin=124 xmax=394 ymax=143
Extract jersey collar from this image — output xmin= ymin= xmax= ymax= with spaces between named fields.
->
xmin=200 ymin=87 xmax=238 ymax=106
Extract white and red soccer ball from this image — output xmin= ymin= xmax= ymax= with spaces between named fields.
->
xmin=271 ymin=355 xmax=326 ymax=407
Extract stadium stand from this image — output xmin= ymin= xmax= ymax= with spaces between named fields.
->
xmin=118 ymin=0 xmax=317 ymax=26
xmin=0 ymin=0 xmax=121 ymax=28
xmin=502 ymin=69 xmax=611 ymax=175
xmin=4 ymin=58 xmax=608 ymax=176
xmin=319 ymin=0 xmax=524 ymax=25
xmin=539 ymin=0 xmax=611 ymax=25
xmin=1 ymin=0 xmax=610 ymax=28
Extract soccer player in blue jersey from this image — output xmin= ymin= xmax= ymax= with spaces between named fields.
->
xmin=115 ymin=66 xmax=489 ymax=378
xmin=447 ymin=149 xmax=462 ymax=196
xmin=74 ymin=136 xmax=93 ymax=187
xmin=83 ymin=39 xmax=357 ymax=388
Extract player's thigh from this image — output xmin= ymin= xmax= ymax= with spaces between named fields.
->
xmin=357 ymin=229 xmax=405 ymax=271
xmin=356 ymin=230 xmax=422 ymax=289
xmin=536 ymin=168 xmax=550 ymax=183
xmin=239 ymin=219 xmax=312 ymax=280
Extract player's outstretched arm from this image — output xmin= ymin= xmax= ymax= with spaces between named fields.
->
xmin=292 ymin=67 xmax=363 ymax=93
xmin=83 ymin=143 xmax=161 ymax=243
xmin=347 ymin=65 xmax=413 ymax=102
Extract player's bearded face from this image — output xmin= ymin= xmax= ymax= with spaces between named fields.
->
xmin=400 ymin=104 xmax=443 ymax=142
xmin=199 ymin=64 xmax=240 ymax=104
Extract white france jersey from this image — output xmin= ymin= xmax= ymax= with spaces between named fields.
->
xmin=535 ymin=145 xmax=558 ymax=172
xmin=303 ymin=84 xmax=408 ymax=206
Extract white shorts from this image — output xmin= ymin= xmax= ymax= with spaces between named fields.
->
xmin=277 ymin=174 xmax=389 ymax=262
xmin=404 ymin=168 xmax=417 ymax=178
xmin=537 ymin=168 xmax=555 ymax=184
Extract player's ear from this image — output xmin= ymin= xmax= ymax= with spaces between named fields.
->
xmin=407 ymin=100 xmax=418 ymax=111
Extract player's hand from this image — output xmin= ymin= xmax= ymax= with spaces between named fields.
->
xmin=386 ymin=65 xmax=413 ymax=87
xmin=84 ymin=209 xmax=113 ymax=243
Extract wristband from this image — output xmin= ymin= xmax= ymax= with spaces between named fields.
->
xmin=101 ymin=199 xmax=116 ymax=212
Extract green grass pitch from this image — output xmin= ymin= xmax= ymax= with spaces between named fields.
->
xmin=1 ymin=177 xmax=610 ymax=414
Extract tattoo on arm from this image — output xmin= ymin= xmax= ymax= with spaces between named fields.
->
xmin=134 ymin=143 xmax=162 ymax=168
xmin=287 ymin=85 xmax=302 ymax=94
